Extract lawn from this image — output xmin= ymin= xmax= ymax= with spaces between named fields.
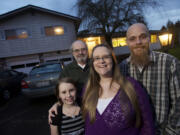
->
xmin=168 ymin=45 xmax=180 ymax=60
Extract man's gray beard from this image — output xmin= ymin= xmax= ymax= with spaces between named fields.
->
xmin=76 ymin=56 xmax=87 ymax=63
xmin=130 ymin=51 xmax=150 ymax=66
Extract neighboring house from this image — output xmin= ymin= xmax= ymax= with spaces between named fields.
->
xmin=0 ymin=5 xmax=81 ymax=73
xmin=78 ymin=30 xmax=161 ymax=56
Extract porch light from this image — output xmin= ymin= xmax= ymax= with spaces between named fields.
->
xmin=158 ymin=33 xmax=173 ymax=46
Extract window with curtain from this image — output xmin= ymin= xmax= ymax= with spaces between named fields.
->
xmin=5 ymin=28 xmax=29 ymax=40
xmin=44 ymin=26 xmax=64 ymax=36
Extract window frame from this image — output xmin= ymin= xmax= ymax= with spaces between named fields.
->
xmin=4 ymin=28 xmax=30 ymax=40
xmin=44 ymin=25 xmax=66 ymax=37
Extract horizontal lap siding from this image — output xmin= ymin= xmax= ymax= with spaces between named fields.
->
xmin=0 ymin=11 xmax=77 ymax=58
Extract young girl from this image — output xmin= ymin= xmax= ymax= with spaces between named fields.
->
xmin=50 ymin=77 xmax=84 ymax=135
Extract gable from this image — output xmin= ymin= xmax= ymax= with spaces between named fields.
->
xmin=0 ymin=5 xmax=81 ymax=31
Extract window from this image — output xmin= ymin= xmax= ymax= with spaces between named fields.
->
xmin=46 ymin=59 xmax=58 ymax=62
xmin=44 ymin=26 xmax=64 ymax=36
xmin=60 ymin=58 xmax=71 ymax=62
xmin=112 ymin=37 xmax=127 ymax=47
xmin=151 ymin=34 xmax=157 ymax=43
xmin=80 ymin=37 xmax=102 ymax=56
xmin=9 ymin=70 xmax=18 ymax=76
xmin=5 ymin=28 xmax=29 ymax=40
xmin=30 ymin=63 xmax=62 ymax=75
xmin=26 ymin=62 xmax=39 ymax=67
xmin=11 ymin=64 xmax=25 ymax=69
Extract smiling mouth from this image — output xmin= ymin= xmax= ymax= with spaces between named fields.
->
xmin=134 ymin=46 xmax=145 ymax=49
xmin=134 ymin=48 xmax=145 ymax=51
xmin=135 ymin=47 xmax=144 ymax=49
xmin=66 ymin=98 xmax=74 ymax=102
xmin=78 ymin=54 xmax=85 ymax=57
xmin=98 ymin=65 xmax=107 ymax=68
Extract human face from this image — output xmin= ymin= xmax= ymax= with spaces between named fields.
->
xmin=126 ymin=23 xmax=150 ymax=57
xmin=92 ymin=46 xmax=113 ymax=78
xmin=58 ymin=82 xmax=76 ymax=105
xmin=72 ymin=41 xmax=88 ymax=65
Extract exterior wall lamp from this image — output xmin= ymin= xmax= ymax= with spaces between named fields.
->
xmin=158 ymin=32 xmax=173 ymax=52
xmin=158 ymin=33 xmax=173 ymax=46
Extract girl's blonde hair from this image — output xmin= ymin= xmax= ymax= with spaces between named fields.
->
xmin=82 ymin=44 xmax=141 ymax=127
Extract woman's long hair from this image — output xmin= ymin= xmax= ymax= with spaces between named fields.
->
xmin=82 ymin=44 xmax=141 ymax=127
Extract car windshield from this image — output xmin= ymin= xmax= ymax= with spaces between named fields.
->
xmin=30 ymin=63 xmax=62 ymax=75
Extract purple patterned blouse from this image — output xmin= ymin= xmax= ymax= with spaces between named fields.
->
xmin=85 ymin=77 xmax=155 ymax=135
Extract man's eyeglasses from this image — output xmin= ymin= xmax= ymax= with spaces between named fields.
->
xmin=72 ymin=48 xmax=87 ymax=53
xmin=93 ymin=55 xmax=112 ymax=62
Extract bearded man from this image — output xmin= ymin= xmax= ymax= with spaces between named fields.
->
xmin=120 ymin=23 xmax=180 ymax=135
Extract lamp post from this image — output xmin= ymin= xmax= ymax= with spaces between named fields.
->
xmin=158 ymin=32 xmax=173 ymax=52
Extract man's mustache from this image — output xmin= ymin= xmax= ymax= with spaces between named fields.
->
xmin=77 ymin=54 xmax=85 ymax=57
xmin=133 ymin=46 xmax=146 ymax=49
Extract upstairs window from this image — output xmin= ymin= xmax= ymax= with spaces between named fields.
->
xmin=44 ymin=26 xmax=64 ymax=36
xmin=5 ymin=28 xmax=29 ymax=40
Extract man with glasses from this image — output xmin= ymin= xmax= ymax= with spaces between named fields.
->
xmin=60 ymin=40 xmax=90 ymax=96
xmin=48 ymin=40 xmax=90 ymax=122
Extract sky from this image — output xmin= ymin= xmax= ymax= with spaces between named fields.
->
xmin=0 ymin=0 xmax=180 ymax=30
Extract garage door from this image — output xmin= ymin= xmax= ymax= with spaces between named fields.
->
xmin=6 ymin=55 xmax=40 ymax=74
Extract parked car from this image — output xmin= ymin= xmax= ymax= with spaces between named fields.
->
xmin=21 ymin=62 xmax=63 ymax=98
xmin=0 ymin=69 xmax=27 ymax=104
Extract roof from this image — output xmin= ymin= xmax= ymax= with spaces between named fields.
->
xmin=0 ymin=5 xmax=81 ymax=29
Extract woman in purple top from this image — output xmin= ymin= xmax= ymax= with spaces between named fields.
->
xmin=82 ymin=44 xmax=155 ymax=135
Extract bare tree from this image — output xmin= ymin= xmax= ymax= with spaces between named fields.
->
xmin=166 ymin=20 xmax=180 ymax=46
xmin=76 ymin=0 xmax=158 ymax=47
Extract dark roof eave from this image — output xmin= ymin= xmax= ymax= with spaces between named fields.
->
xmin=0 ymin=4 xmax=81 ymax=23
xmin=78 ymin=30 xmax=160 ymax=38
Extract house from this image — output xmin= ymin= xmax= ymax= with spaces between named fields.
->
xmin=78 ymin=30 xmax=162 ymax=56
xmin=0 ymin=5 xmax=81 ymax=73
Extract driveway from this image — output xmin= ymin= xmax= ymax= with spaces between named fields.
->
xmin=0 ymin=93 xmax=56 ymax=135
